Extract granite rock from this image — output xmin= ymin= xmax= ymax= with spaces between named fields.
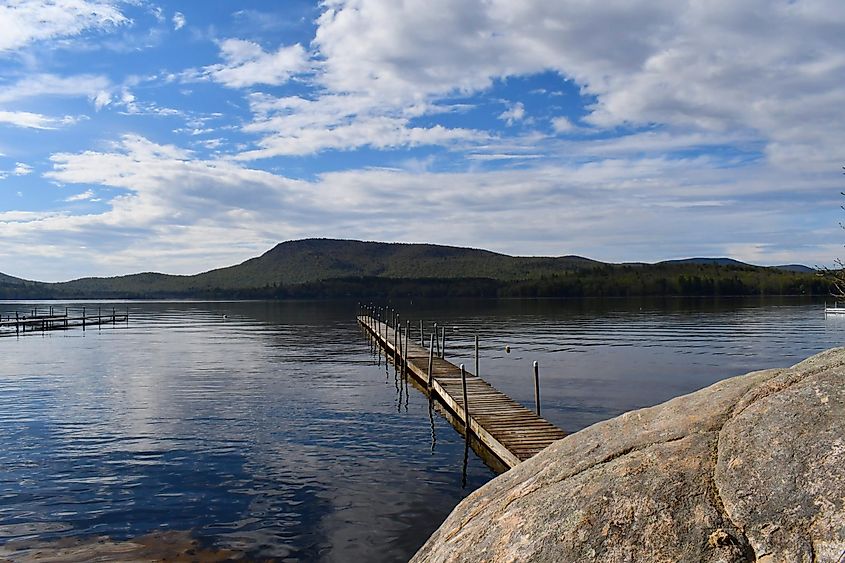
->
xmin=413 ymin=348 xmax=845 ymax=562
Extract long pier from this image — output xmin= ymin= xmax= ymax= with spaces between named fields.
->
xmin=0 ymin=306 xmax=128 ymax=336
xmin=358 ymin=310 xmax=566 ymax=469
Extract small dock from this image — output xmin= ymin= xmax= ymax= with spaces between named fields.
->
xmin=0 ymin=306 xmax=128 ymax=336
xmin=358 ymin=310 xmax=567 ymax=469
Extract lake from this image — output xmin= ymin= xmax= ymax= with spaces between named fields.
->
xmin=0 ymin=297 xmax=841 ymax=561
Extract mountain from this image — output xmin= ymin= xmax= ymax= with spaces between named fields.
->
xmin=0 ymin=272 xmax=28 ymax=285
xmin=658 ymin=257 xmax=754 ymax=268
xmin=38 ymin=239 xmax=599 ymax=296
xmin=658 ymin=257 xmax=815 ymax=273
xmin=0 ymin=238 xmax=827 ymax=299
xmin=772 ymin=264 xmax=815 ymax=273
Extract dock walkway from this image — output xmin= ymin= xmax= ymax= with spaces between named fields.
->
xmin=0 ymin=308 xmax=128 ymax=336
xmin=358 ymin=315 xmax=566 ymax=469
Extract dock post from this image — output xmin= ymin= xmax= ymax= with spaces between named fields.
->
xmin=82 ymin=307 xmax=86 ymax=331
xmin=461 ymin=363 xmax=470 ymax=431
xmin=404 ymin=320 xmax=409 ymax=376
xmin=419 ymin=319 xmax=423 ymax=346
xmin=112 ymin=307 xmax=116 ymax=324
xmin=427 ymin=334 xmax=435 ymax=389
xmin=475 ymin=334 xmax=479 ymax=378
xmin=434 ymin=323 xmax=439 ymax=357
xmin=15 ymin=312 xmax=19 ymax=336
xmin=533 ymin=361 xmax=541 ymax=416
xmin=441 ymin=326 xmax=446 ymax=359
xmin=65 ymin=307 xmax=68 ymax=329
xmin=393 ymin=320 xmax=398 ymax=370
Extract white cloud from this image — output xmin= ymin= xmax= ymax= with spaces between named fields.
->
xmin=65 ymin=189 xmax=95 ymax=202
xmin=0 ymin=73 xmax=111 ymax=105
xmin=498 ymin=102 xmax=526 ymax=126
xmin=0 ymin=110 xmax=75 ymax=129
xmin=93 ymin=90 xmax=112 ymax=110
xmin=0 ymin=0 xmax=128 ymax=52
xmin=172 ymin=11 xmax=186 ymax=31
xmin=237 ymin=93 xmax=485 ymax=158
xmin=551 ymin=116 xmax=575 ymax=133
xmin=311 ymin=0 xmax=845 ymax=166
xmin=203 ymin=39 xmax=309 ymax=88
xmin=14 ymin=162 xmax=32 ymax=175
xmin=0 ymin=132 xmax=830 ymax=281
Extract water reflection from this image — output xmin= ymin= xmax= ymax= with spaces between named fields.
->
xmin=0 ymin=297 xmax=840 ymax=561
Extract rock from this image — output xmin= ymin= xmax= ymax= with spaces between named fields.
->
xmin=412 ymin=347 xmax=845 ymax=563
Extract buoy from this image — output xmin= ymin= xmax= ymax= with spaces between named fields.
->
xmin=505 ymin=345 xmax=511 ymax=353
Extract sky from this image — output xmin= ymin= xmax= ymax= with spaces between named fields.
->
xmin=0 ymin=0 xmax=844 ymax=281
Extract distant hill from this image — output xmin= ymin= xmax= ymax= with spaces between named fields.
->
xmin=659 ymin=257 xmax=815 ymax=273
xmin=658 ymin=257 xmax=753 ymax=268
xmin=0 ymin=272 xmax=28 ymax=285
xmin=0 ymin=238 xmax=827 ymax=299
xmin=34 ymin=239 xmax=599 ymax=297
xmin=772 ymin=264 xmax=815 ymax=273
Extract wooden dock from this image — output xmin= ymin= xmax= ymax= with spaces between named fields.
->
xmin=0 ymin=307 xmax=128 ymax=336
xmin=358 ymin=312 xmax=567 ymax=469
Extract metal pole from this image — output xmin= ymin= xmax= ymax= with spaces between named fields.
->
xmin=461 ymin=364 xmax=470 ymax=431
xmin=475 ymin=334 xmax=479 ymax=377
xmin=427 ymin=333 xmax=435 ymax=389
xmin=393 ymin=321 xmax=398 ymax=371
xmin=404 ymin=320 xmax=409 ymax=376
xmin=533 ymin=361 xmax=541 ymax=416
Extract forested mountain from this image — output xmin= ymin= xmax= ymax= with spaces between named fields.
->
xmin=0 ymin=238 xmax=826 ymax=299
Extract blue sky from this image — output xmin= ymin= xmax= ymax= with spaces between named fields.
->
xmin=1 ymin=0 xmax=843 ymax=281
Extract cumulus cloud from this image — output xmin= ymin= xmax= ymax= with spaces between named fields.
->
xmin=0 ymin=73 xmax=112 ymax=106
xmin=0 ymin=132 xmax=828 ymax=281
xmin=65 ymin=189 xmax=95 ymax=202
xmin=203 ymin=39 xmax=309 ymax=88
xmin=93 ymin=90 xmax=112 ymax=110
xmin=172 ymin=11 xmax=186 ymax=30
xmin=0 ymin=110 xmax=77 ymax=129
xmin=498 ymin=102 xmax=526 ymax=126
xmin=311 ymin=0 xmax=845 ymax=164
xmin=551 ymin=116 xmax=575 ymax=133
xmin=0 ymin=0 xmax=128 ymax=52
xmin=13 ymin=162 xmax=32 ymax=175
xmin=238 ymin=93 xmax=484 ymax=158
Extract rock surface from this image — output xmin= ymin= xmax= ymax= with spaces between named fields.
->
xmin=412 ymin=348 xmax=845 ymax=562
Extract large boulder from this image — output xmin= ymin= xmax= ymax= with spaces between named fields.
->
xmin=413 ymin=348 xmax=845 ymax=562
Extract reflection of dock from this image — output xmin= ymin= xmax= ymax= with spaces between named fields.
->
xmin=0 ymin=307 xmax=128 ymax=336
xmin=358 ymin=311 xmax=566 ymax=470
xmin=825 ymin=302 xmax=845 ymax=316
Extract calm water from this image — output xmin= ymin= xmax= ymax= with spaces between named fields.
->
xmin=0 ymin=298 xmax=842 ymax=561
